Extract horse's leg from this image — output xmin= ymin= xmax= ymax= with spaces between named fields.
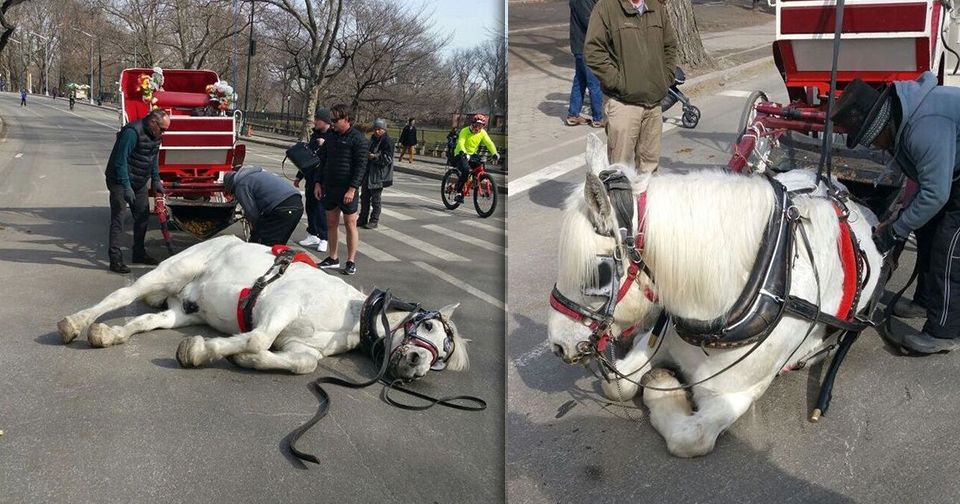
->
xmin=87 ymin=303 xmax=203 ymax=348
xmin=58 ymin=260 xmax=203 ymax=344
xmin=600 ymin=333 xmax=656 ymax=402
xmin=641 ymin=369 xmax=759 ymax=458
xmin=175 ymin=307 xmax=297 ymax=368
xmin=227 ymin=341 xmax=322 ymax=374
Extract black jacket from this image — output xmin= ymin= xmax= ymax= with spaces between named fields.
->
xmin=365 ymin=133 xmax=394 ymax=190
xmin=318 ymin=126 xmax=368 ymax=190
xmin=105 ymin=119 xmax=162 ymax=189
xmin=400 ymin=124 xmax=418 ymax=146
xmin=569 ymin=0 xmax=599 ymax=55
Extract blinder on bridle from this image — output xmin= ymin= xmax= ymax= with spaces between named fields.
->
xmin=393 ymin=309 xmax=456 ymax=371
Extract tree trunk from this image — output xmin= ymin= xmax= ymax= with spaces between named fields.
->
xmin=665 ymin=0 xmax=712 ymax=68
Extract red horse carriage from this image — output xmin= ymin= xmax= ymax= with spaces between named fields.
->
xmin=728 ymin=0 xmax=955 ymax=212
xmin=119 ymin=68 xmax=245 ymax=242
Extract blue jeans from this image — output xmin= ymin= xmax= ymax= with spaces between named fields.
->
xmin=568 ymin=54 xmax=604 ymax=121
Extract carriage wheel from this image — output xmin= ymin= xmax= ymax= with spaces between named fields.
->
xmin=735 ymin=90 xmax=769 ymax=143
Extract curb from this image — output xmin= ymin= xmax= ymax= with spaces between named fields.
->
xmin=240 ymin=135 xmax=507 ymax=194
xmin=683 ymin=56 xmax=775 ymax=99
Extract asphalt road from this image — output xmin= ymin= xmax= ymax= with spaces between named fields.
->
xmin=0 ymin=92 xmax=504 ymax=503
xmin=506 ymin=24 xmax=960 ymax=504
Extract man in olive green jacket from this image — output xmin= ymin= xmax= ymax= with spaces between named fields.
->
xmin=585 ymin=0 xmax=677 ymax=172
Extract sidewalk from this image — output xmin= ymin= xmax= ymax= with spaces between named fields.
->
xmin=508 ymin=8 xmax=778 ymax=170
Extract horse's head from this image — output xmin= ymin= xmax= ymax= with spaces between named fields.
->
xmin=388 ymin=303 xmax=469 ymax=381
xmin=548 ymin=134 xmax=660 ymax=364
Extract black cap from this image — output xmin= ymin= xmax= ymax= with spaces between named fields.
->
xmin=314 ymin=107 xmax=331 ymax=123
xmin=831 ymin=79 xmax=893 ymax=149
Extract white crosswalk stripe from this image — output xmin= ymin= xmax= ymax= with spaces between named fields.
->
xmin=413 ymin=261 xmax=504 ymax=310
xmin=335 ymin=235 xmax=399 ymax=262
xmin=379 ymin=208 xmax=414 ymax=220
xmin=461 ymin=220 xmax=506 ymax=235
xmin=422 ymin=224 xmax=504 ymax=254
xmin=378 ymin=225 xmax=468 ymax=261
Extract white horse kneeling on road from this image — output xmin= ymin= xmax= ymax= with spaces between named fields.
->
xmin=548 ymin=136 xmax=883 ymax=457
xmin=58 ymin=235 xmax=469 ymax=381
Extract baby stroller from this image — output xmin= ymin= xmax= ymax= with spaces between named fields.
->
xmin=661 ymin=66 xmax=700 ymax=128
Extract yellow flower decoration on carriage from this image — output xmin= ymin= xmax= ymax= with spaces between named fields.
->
xmin=138 ymin=68 xmax=164 ymax=110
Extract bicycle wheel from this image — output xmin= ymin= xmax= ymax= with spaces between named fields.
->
xmin=441 ymin=169 xmax=462 ymax=210
xmin=473 ymin=173 xmax=498 ymax=218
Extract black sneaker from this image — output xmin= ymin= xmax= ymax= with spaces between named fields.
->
xmin=454 ymin=194 xmax=464 ymax=203
xmin=109 ymin=262 xmax=131 ymax=274
xmin=132 ymin=253 xmax=159 ymax=266
xmin=364 ymin=222 xmax=379 ymax=229
xmin=342 ymin=261 xmax=356 ymax=275
xmin=318 ymin=257 xmax=340 ymax=269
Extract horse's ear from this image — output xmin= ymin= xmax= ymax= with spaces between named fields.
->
xmin=584 ymin=171 xmax=613 ymax=230
xmin=585 ymin=133 xmax=607 ymax=175
xmin=438 ymin=302 xmax=459 ymax=320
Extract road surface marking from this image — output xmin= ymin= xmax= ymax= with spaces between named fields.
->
xmin=378 ymin=225 xmax=468 ymax=262
xmin=335 ymin=235 xmax=399 ymax=262
xmin=511 ymin=122 xmax=676 ymax=169
xmin=423 ymin=224 xmax=504 ymax=253
xmin=718 ymin=90 xmax=752 ymax=98
xmin=511 ymin=341 xmax=551 ymax=368
xmin=413 ymin=261 xmax=504 ymax=310
xmin=509 ymin=23 xmax=568 ymax=35
xmin=379 ymin=208 xmax=414 ymax=221
xmin=508 ymin=154 xmax=584 ymax=195
xmin=461 ymin=220 xmax=506 ymax=235
xmin=250 ymin=152 xmax=284 ymax=162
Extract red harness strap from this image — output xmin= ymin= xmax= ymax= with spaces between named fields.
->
xmin=236 ymin=246 xmax=318 ymax=332
xmin=834 ymin=205 xmax=858 ymax=321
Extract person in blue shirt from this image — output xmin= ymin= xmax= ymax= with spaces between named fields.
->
xmin=104 ymin=109 xmax=169 ymax=273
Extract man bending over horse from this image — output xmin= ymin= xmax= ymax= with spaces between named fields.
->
xmin=224 ymin=166 xmax=303 ymax=246
xmin=833 ymin=73 xmax=960 ymax=354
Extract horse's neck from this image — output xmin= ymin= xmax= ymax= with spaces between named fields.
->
xmin=643 ymin=174 xmax=772 ymax=320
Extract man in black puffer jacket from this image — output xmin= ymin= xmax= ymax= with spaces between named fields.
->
xmin=104 ymin=109 xmax=170 ymax=274
xmin=313 ymin=104 xmax=368 ymax=275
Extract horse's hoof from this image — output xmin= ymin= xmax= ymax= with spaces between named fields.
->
xmin=640 ymin=368 xmax=675 ymax=386
xmin=176 ymin=336 xmax=205 ymax=368
xmin=88 ymin=323 xmax=121 ymax=348
xmin=58 ymin=317 xmax=82 ymax=344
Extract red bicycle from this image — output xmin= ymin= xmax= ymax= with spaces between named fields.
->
xmin=441 ymin=153 xmax=499 ymax=218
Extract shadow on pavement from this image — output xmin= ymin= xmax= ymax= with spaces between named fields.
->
xmin=526 ymin=178 xmax=579 ymax=210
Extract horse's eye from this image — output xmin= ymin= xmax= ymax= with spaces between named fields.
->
xmin=424 ymin=321 xmax=433 ymax=331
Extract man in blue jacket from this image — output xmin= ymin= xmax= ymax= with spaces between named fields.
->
xmin=833 ymin=73 xmax=960 ymax=354
xmin=104 ymin=109 xmax=169 ymax=273
xmin=224 ymin=165 xmax=303 ymax=246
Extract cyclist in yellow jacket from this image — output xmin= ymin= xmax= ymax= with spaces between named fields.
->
xmin=452 ymin=113 xmax=500 ymax=202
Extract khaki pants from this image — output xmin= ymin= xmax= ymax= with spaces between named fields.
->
xmin=604 ymin=98 xmax=662 ymax=173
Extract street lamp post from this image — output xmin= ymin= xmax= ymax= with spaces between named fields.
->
xmin=26 ymin=30 xmax=50 ymax=96
xmin=73 ymin=28 xmax=95 ymax=104
xmin=242 ymin=0 xmax=256 ymax=131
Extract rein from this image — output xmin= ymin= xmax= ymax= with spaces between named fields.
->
xmin=286 ymin=289 xmax=486 ymax=465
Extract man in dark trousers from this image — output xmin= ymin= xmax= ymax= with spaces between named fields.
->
xmin=399 ymin=117 xmax=417 ymax=163
xmin=566 ymin=0 xmax=604 ymax=128
xmin=314 ymin=104 xmax=367 ymax=275
xmin=833 ymin=73 xmax=960 ymax=354
xmin=104 ymin=108 xmax=170 ymax=273
xmin=358 ymin=118 xmax=394 ymax=229
xmin=20 ymin=88 xmax=27 ymax=107
xmin=294 ymin=107 xmax=332 ymax=252
xmin=224 ymin=165 xmax=303 ymax=246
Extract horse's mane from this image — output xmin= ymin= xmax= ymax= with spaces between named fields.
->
xmin=644 ymin=170 xmax=775 ymax=319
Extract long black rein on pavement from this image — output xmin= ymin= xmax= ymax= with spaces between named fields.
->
xmin=285 ymin=291 xmax=486 ymax=465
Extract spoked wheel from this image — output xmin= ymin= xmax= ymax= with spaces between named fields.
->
xmin=681 ymin=106 xmax=701 ymax=128
xmin=473 ymin=173 xmax=498 ymax=218
xmin=441 ymin=169 xmax=462 ymax=210
xmin=736 ymin=90 xmax=769 ymax=143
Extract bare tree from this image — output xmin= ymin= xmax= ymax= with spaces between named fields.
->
xmin=448 ymin=47 xmax=482 ymax=121
xmin=665 ymin=0 xmax=711 ymax=67
xmin=475 ymin=34 xmax=506 ymax=119
xmin=97 ymin=0 xmax=170 ymax=66
xmin=159 ymin=0 xmax=250 ymax=69
xmin=258 ymin=0 xmax=345 ymax=140
xmin=0 ymin=0 xmax=31 ymax=55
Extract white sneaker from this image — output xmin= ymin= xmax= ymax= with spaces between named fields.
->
xmin=299 ymin=235 xmax=321 ymax=247
xmin=317 ymin=240 xmax=328 ymax=253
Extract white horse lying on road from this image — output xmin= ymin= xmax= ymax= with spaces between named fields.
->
xmin=58 ymin=236 xmax=468 ymax=381
xmin=548 ymin=136 xmax=883 ymax=457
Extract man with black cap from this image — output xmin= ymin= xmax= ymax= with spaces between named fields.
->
xmin=833 ymin=71 xmax=960 ymax=354
xmin=294 ymin=107 xmax=332 ymax=252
